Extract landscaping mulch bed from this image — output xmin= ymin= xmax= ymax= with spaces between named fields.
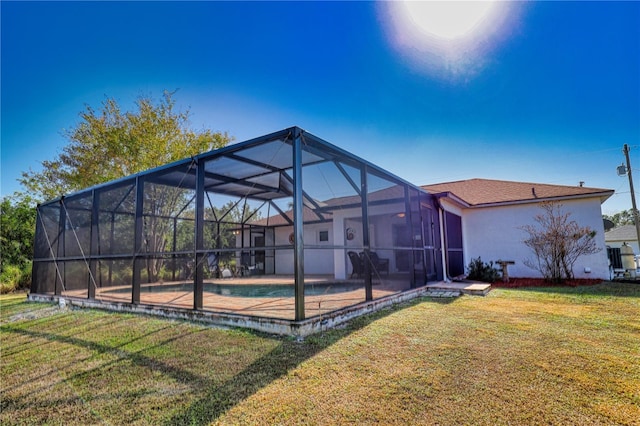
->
xmin=492 ymin=278 xmax=603 ymax=288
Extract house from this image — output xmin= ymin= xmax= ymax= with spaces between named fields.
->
xmin=604 ymin=224 xmax=638 ymax=253
xmin=242 ymin=179 xmax=615 ymax=281
xmin=422 ymin=178 xmax=614 ymax=280
xmin=29 ymin=127 xmax=615 ymax=335
xmin=604 ymin=224 xmax=639 ymax=272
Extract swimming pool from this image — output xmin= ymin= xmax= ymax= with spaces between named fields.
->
xmin=104 ymin=282 xmax=364 ymax=298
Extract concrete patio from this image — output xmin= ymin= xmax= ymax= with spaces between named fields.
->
xmin=425 ymin=280 xmax=492 ymax=296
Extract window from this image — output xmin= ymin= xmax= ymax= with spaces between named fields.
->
xmin=318 ymin=230 xmax=329 ymax=242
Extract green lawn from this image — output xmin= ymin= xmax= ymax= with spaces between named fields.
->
xmin=1 ymin=283 xmax=639 ymax=425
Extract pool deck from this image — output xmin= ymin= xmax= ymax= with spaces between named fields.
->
xmin=30 ymin=275 xmax=481 ymax=336
xmin=59 ymin=275 xmax=415 ymax=321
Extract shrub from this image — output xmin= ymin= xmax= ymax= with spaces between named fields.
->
xmin=19 ymin=261 xmax=32 ymax=289
xmin=521 ymin=202 xmax=600 ymax=283
xmin=466 ymin=257 xmax=501 ymax=283
xmin=0 ymin=265 xmax=22 ymax=294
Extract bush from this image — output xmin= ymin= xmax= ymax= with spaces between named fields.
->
xmin=521 ymin=202 xmax=600 ymax=283
xmin=466 ymin=257 xmax=501 ymax=283
xmin=1 ymin=195 xmax=36 ymax=272
xmin=19 ymin=261 xmax=32 ymax=289
xmin=1 ymin=265 xmax=22 ymax=294
xmin=0 ymin=262 xmax=32 ymax=293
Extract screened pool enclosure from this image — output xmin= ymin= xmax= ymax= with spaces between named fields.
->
xmin=32 ymin=127 xmax=444 ymax=332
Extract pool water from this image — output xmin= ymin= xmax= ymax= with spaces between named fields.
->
xmin=105 ymin=282 xmax=363 ymax=298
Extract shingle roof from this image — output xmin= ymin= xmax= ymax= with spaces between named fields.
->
xmin=250 ymin=186 xmax=406 ymax=226
xmin=421 ymin=178 xmax=614 ymax=207
xmin=604 ymin=224 xmax=637 ymax=242
xmin=250 ymin=206 xmax=333 ymax=227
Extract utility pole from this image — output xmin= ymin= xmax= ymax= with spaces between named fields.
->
xmin=622 ymin=144 xmax=640 ymax=250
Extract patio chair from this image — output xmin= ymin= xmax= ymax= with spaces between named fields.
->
xmin=348 ymin=251 xmax=363 ymax=278
xmin=367 ymin=251 xmax=389 ymax=276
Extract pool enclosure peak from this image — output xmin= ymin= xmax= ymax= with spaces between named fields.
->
xmin=37 ymin=127 xmax=421 ymax=206
xmin=31 ymin=126 xmax=444 ymax=335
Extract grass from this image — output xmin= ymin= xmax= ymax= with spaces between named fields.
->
xmin=1 ymin=282 xmax=639 ymax=425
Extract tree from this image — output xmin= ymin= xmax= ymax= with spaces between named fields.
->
xmin=521 ymin=202 xmax=601 ymax=283
xmin=20 ymin=91 xmax=233 ymax=281
xmin=0 ymin=194 xmax=37 ymax=290
xmin=20 ymin=91 xmax=232 ymax=201
xmin=174 ymin=200 xmax=264 ymax=264
xmin=603 ymin=209 xmax=635 ymax=227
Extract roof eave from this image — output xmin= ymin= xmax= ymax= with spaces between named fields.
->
xmin=467 ymin=191 xmax=615 ymax=208
xmin=432 ymin=192 xmax=471 ymax=208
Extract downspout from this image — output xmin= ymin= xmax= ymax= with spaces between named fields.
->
xmin=433 ymin=195 xmax=452 ymax=283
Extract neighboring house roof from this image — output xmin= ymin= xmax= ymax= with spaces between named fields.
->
xmin=421 ymin=178 xmax=614 ymax=207
xmin=604 ymin=224 xmax=637 ymax=242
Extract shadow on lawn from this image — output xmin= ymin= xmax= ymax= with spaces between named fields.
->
xmin=1 ymin=294 xmax=453 ymax=425
xmin=1 ymin=319 xmax=193 ymax=398
xmin=165 ymin=295 xmax=455 ymax=425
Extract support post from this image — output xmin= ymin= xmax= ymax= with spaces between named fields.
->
xmin=89 ymin=189 xmax=99 ymax=299
xmin=404 ymin=186 xmax=416 ymax=288
xmin=623 ymin=144 xmax=640 ymax=251
xmin=132 ymin=177 xmax=144 ymax=305
xmin=361 ymin=166 xmax=372 ymax=301
xmin=293 ymin=128 xmax=305 ymax=320
xmin=172 ymin=217 xmax=178 ymax=281
xmin=194 ymin=160 xmax=205 ymax=310
xmin=56 ymin=199 xmax=66 ymax=296
xmin=109 ymin=213 xmax=115 ymax=286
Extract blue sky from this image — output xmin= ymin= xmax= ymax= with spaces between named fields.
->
xmin=2 ymin=1 xmax=639 ymax=214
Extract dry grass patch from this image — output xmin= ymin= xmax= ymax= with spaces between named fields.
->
xmin=1 ymin=301 xmax=288 ymax=425
xmin=1 ymin=282 xmax=639 ymax=425
xmin=218 ymin=283 xmax=639 ymax=425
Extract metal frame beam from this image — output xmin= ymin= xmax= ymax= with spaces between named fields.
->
xmin=361 ymin=167 xmax=372 ymax=301
xmin=89 ymin=189 xmax=99 ymax=299
xmin=269 ymin=200 xmax=294 ymax=226
xmin=194 ymin=159 xmax=205 ymax=310
xmin=292 ymin=129 xmax=305 ymax=321
xmin=132 ymin=176 xmax=144 ymax=305
xmin=55 ymin=199 xmax=66 ymax=296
